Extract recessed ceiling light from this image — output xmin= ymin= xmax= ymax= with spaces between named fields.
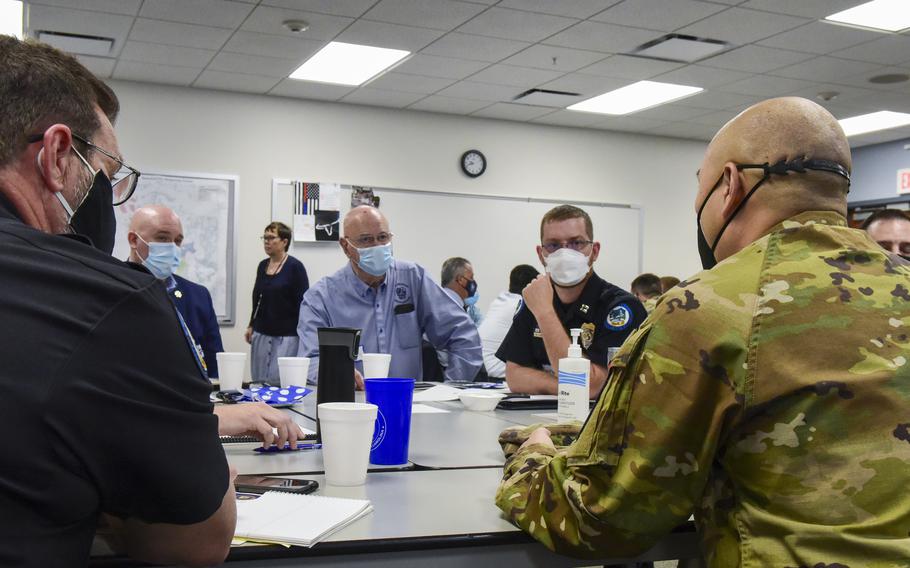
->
xmin=1 ymin=0 xmax=23 ymax=39
xmin=567 ymin=80 xmax=703 ymax=115
xmin=826 ymin=0 xmax=910 ymax=33
xmin=839 ymin=111 xmax=910 ymax=137
xmin=632 ymin=34 xmax=730 ymax=64
xmin=289 ymin=41 xmax=410 ymax=86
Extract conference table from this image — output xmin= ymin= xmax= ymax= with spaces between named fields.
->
xmin=90 ymin=388 xmax=701 ymax=567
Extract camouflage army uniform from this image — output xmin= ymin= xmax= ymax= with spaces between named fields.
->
xmin=495 ymin=211 xmax=910 ymax=566
xmin=643 ymin=296 xmax=658 ymax=314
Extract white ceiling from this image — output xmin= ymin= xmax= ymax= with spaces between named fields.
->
xmin=24 ymin=0 xmax=910 ymax=147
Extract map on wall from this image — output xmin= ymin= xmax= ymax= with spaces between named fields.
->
xmin=112 ymin=172 xmax=237 ymax=324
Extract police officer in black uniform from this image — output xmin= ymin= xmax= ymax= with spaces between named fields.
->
xmin=497 ymin=205 xmax=647 ymax=397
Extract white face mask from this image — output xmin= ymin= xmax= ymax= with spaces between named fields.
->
xmin=545 ymin=248 xmax=591 ymax=287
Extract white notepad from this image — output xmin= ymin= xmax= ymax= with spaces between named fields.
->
xmin=234 ymin=491 xmax=373 ymax=547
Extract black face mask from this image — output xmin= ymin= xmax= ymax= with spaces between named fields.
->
xmin=67 ymin=170 xmax=117 ymax=254
xmin=465 ymin=279 xmax=478 ymax=296
xmin=696 ymin=157 xmax=852 ymax=270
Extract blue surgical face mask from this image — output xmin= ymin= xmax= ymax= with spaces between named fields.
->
xmin=464 ymin=291 xmax=479 ymax=306
xmin=137 ymin=234 xmax=182 ymax=279
xmin=355 ymin=242 xmax=393 ymax=276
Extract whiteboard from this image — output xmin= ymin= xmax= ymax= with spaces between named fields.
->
xmin=273 ymin=184 xmax=642 ymax=315
xmin=112 ymin=172 xmax=238 ymax=324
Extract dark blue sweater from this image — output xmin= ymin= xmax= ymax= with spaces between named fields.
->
xmin=249 ymin=255 xmax=308 ymax=337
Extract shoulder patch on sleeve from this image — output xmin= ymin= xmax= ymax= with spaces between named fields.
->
xmin=605 ymin=303 xmax=632 ymax=331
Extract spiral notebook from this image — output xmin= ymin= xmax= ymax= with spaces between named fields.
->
xmin=234 ymin=491 xmax=373 ymax=547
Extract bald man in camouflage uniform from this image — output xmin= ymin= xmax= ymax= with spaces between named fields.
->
xmin=495 ymin=97 xmax=910 ymax=566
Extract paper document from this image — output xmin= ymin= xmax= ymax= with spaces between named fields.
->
xmin=412 ymin=384 xmax=461 ymax=402
xmin=411 ymin=404 xmax=450 ymax=414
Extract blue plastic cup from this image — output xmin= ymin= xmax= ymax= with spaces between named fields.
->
xmin=364 ymin=378 xmax=415 ymax=465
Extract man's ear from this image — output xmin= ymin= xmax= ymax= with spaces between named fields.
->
xmin=719 ymin=162 xmax=746 ymax=220
xmin=536 ymin=245 xmax=546 ymax=266
xmin=36 ymin=125 xmax=75 ymax=194
xmin=340 ymin=237 xmax=357 ymax=262
xmin=589 ymin=241 xmax=601 ymax=264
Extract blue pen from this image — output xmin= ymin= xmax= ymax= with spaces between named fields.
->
xmin=254 ymin=442 xmax=322 ymax=453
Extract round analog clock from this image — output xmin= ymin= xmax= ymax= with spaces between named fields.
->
xmin=460 ymin=149 xmax=486 ymax=178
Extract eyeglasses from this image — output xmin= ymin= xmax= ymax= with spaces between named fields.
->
xmin=260 ymin=235 xmax=279 ymax=242
xmin=541 ymin=240 xmax=593 ymax=254
xmin=876 ymin=240 xmax=910 ymax=256
xmin=349 ymin=232 xmax=393 ymax=248
xmin=27 ymin=132 xmax=141 ymax=206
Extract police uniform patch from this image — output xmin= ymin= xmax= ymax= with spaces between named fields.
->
xmin=580 ymin=322 xmax=595 ymax=349
xmin=605 ymin=303 xmax=632 ymax=331
xmin=395 ymin=283 xmax=410 ymax=302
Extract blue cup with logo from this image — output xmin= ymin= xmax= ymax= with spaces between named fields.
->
xmin=364 ymin=378 xmax=415 ymax=465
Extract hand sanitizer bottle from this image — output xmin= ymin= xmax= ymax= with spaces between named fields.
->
xmin=557 ymin=328 xmax=591 ymax=423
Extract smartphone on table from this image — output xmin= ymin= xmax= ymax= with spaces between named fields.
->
xmin=234 ymin=475 xmax=319 ymax=495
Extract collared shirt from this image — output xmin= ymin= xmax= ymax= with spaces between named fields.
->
xmin=477 ymin=291 xmax=523 ymax=378
xmin=496 ymin=211 xmax=910 ymax=566
xmin=496 ymin=271 xmax=647 ymax=371
xmin=297 ymin=260 xmax=482 ymax=382
xmin=443 ymin=286 xmax=484 ymax=325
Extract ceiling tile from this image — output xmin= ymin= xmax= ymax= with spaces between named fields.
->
xmin=222 ymin=31 xmax=325 ymax=60
xmin=539 ymin=72 xmax=628 ymax=97
xmin=580 ymin=54 xmax=684 ymax=80
xmin=393 ymin=54 xmax=490 ymax=79
xmin=241 ymin=6 xmax=353 ymax=41
xmin=677 ymin=7 xmax=809 ymax=44
xmin=833 ymin=35 xmax=910 ymax=66
xmin=362 ymin=0 xmax=486 ymax=30
xmin=738 ymin=0 xmax=859 ymax=19
xmin=785 ymin=84 xmax=887 ymax=108
xmin=261 ymin=0 xmax=377 ymax=18
xmin=646 ymin=121 xmax=716 ymax=141
xmin=500 ymin=44 xmax=607 ymax=72
xmin=435 ymin=81 xmax=524 ymax=101
xmin=673 ymin=90 xmax=765 ymax=111
xmin=120 ymin=41 xmax=215 ymax=68
xmin=341 ymin=88 xmax=427 ymax=108
xmin=466 ymin=64 xmax=565 ymax=88
xmin=422 ymin=33 xmax=530 ymax=62
xmin=770 ymin=56 xmax=881 ymax=84
xmin=716 ymin=74 xmax=815 ymax=96
xmin=634 ymin=103 xmax=712 ymax=121
xmin=699 ymin=45 xmax=814 ymax=73
xmin=591 ymin=0 xmax=727 ymax=32
xmin=530 ymin=109 xmax=610 ymax=127
xmin=653 ymin=64 xmax=752 ymax=89
xmin=365 ymin=72 xmax=456 ymax=94
xmin=758 ymin=21 xmax=884 ymax=55
xmin=593 ymin=114 xmax=667 ymax=133
xmin=30 ymin=0 xmax=141 ymax=16
xmin=194 ymin=70 xmax=283 ymax=94
xmin=113 ymin=60 xmax=202 ymax=86
xmin=138 ymin=0 xmax=254 ymax=29
xmin=75 ymin=55 xmax=116 ymax=78
xmin=686 ymin=109 xmax=738 ymax=127
xmin=408 ymin=95 xmax=492 ymax=114
xmin=269 ymin=79 xmax=355 ymax=100
xmin=207 ymin=52 xmax=302 ymax=78
xmin=498 ymin=0 xmax=621 ymax=19
xmin=471 ymin=102 xmax=554 ymax=120
xmin=335 ymin=20 xmax=446 ymax=51
xmin=544 ymin=20 xmax=662 ymax=53
xmin=28 ymin=4 xmax=135 ymax=58
xmin=457 ymin=7 xmax=577 ymax=43
xmin=129 ymin=18 xmax=233 ymax=50
xmin=830 ymin=65 xmax=910 ymax=92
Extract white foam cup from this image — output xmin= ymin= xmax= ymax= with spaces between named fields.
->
xmin=278 ymin=357 xmax=310 ymax=388
xmin=318 ymin=402 xmax=378 ymax=486
xmin=361 ymin=353 xmax=392 ymax=379
xmin=216 ymin=352 xmax=246 ymax=391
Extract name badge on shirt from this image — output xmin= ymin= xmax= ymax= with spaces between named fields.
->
xmin=394 ymin=303 xmax=415 ymax=315
xmin=581 ymin=322 xmax=595 ymax=349
xmin=533 ymin=327 xmax=542 ymax=338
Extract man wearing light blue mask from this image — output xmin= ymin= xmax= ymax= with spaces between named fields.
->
xmin=297 ymin=205 xmax=482 ymax=387
xmin=441 ymin=256 xmax=483 ymax=325
xmin=127 ymin=205 xmax=224 ymax=378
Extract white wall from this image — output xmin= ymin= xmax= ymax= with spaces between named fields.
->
xmin=109 ymin=80 xmax=705 ymax=353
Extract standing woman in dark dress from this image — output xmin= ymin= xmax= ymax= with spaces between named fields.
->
xmin=245 ymin=222 xmax=309 ymax=383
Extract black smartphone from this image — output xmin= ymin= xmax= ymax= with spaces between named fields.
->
xmin=234 ymin=475 xmax=319 ymax=495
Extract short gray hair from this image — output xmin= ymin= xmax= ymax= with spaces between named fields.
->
xmin=441 ymin=257 xmax=471 ymax=286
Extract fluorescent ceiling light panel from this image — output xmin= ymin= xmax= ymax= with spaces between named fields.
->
xmin=826 ymin=0 xmax=910 ymax=33
xmin=568 ymin=80 xmax=703 ymax=115
xmin=1 ymin=0 xmax=23 ymax=39
xmin=289 ymin=41 xmax=410 ymax=86
xmin=839 ymin=111 xmax=910 ymax=136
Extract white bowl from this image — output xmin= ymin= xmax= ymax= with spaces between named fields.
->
xmin=458 ymin=390 xmax=505 ymax=411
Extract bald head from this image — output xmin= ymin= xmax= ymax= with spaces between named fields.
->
xmin=343 ymin=206 xmax=389 ymax=240
xmin=127 ymin=205 xmax=184 ymax=263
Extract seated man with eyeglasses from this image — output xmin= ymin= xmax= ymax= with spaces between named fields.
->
xmin=297 ymin=205 xmax=482 ymax=387
xmin=496 ymin=204 xmax=647 ymax=397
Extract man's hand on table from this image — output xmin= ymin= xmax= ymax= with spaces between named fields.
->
xmin=214 ymin=403 xmax=305 ymax=449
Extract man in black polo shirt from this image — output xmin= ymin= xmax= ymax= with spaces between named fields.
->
xmin=0 ymin=37 xmax=236 ymax=567
xmin=497 ymin=205 xmax=647 ymax=397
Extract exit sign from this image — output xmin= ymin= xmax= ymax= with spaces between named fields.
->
xmin=900 ymin=169 xmax=910 ymax=194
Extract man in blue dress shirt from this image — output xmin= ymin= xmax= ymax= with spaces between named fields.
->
xmin=297 ymin=205 xmax=482 ymax=386
xmin=127 ymin=205 xmax=224 ymax=377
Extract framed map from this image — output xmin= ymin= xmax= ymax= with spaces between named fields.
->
xmin=112 ymin=171 xmax=238 ymax=325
